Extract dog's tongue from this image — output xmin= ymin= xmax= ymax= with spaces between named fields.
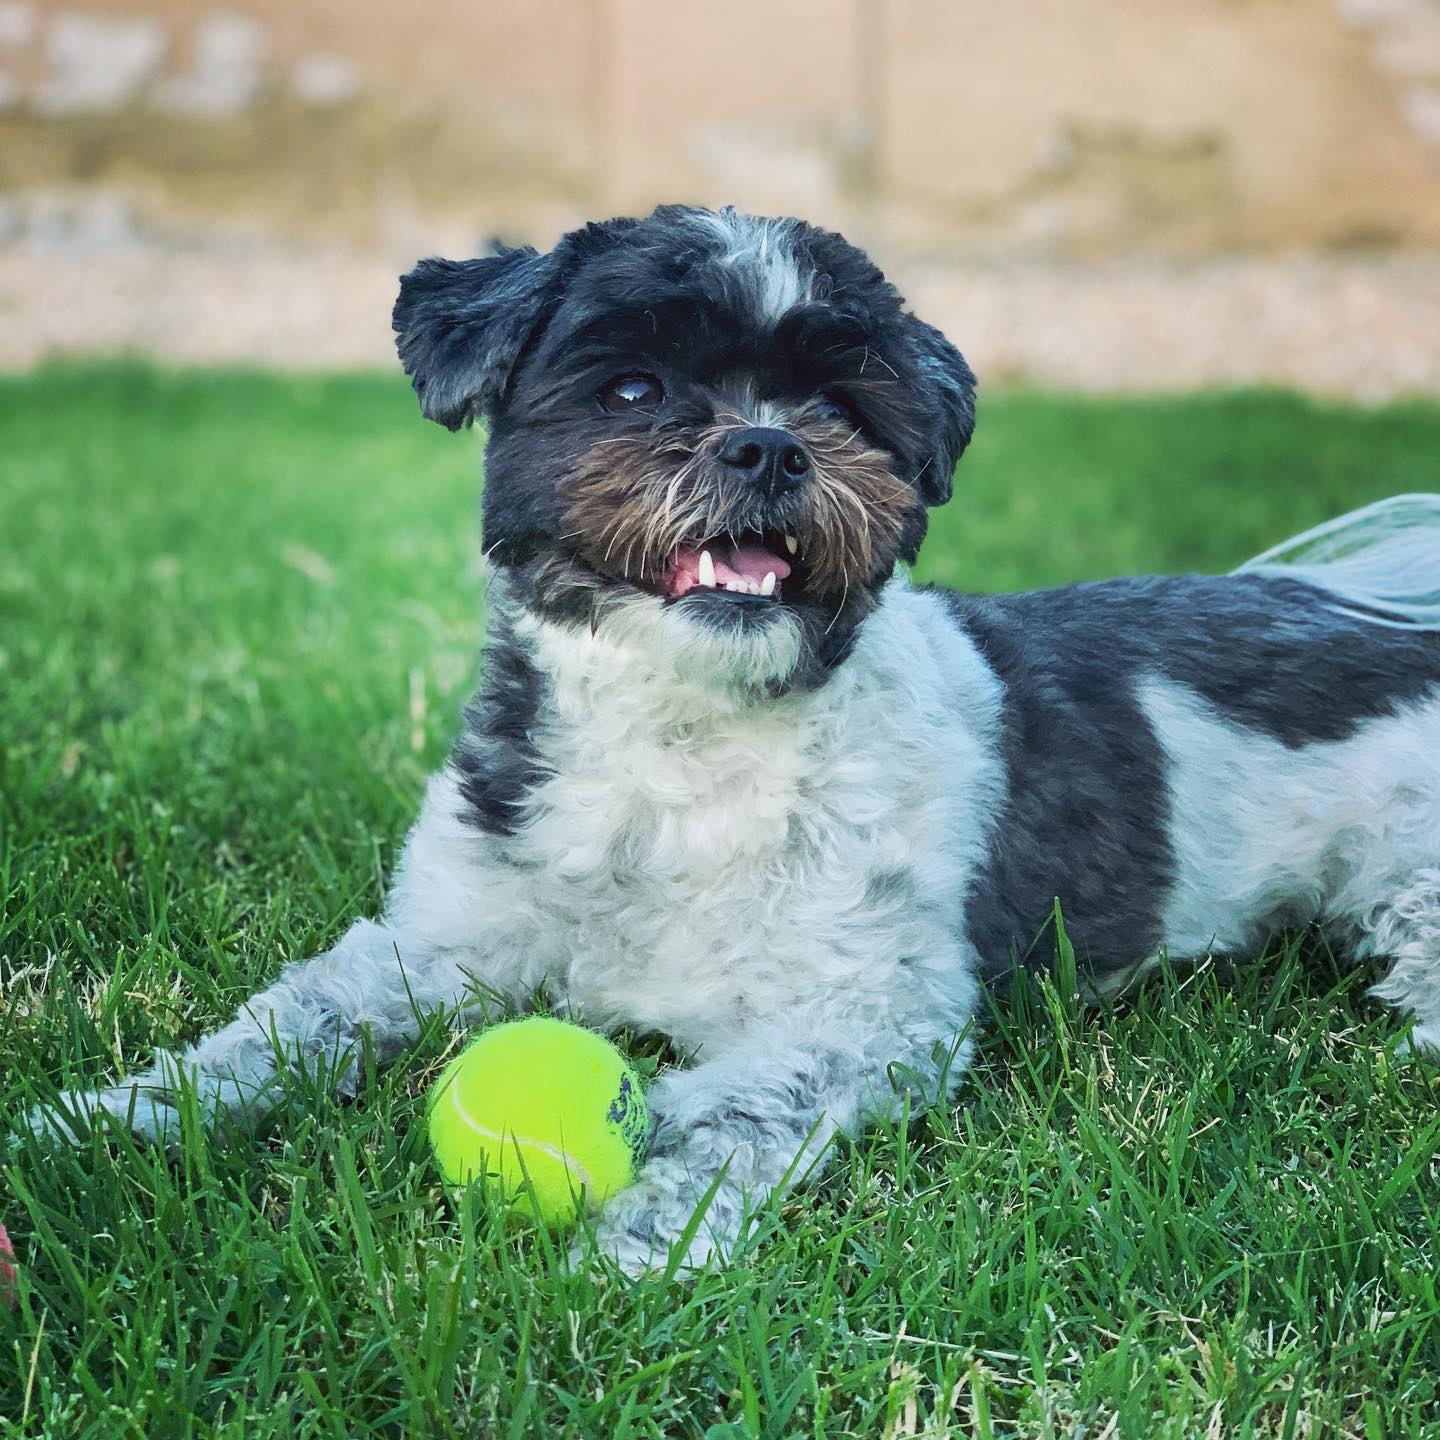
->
xmin=669 ymin=538 xmax=792 ymax=596
xmin=721 ymin=540 xmax=791 ymax=584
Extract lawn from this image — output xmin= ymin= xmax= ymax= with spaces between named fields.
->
xmin=3 ymin=364 xmax=1440 ymax=1438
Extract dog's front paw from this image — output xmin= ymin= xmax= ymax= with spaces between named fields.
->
xmin=576 ymin=1160 xmax=735 ymax=1279
xmin=24 ymin=1083 xmax=182 ymax=1149
xmin=1396 ymin=1020 xmax=1440 ymax=1059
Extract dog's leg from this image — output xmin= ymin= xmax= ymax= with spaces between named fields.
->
xmin=1353 ymin=869 xmax=1440 ymax=1055
xmin=585 ymin=1003 xmax=977 ymax=1277
xmin=28 ymin=918 xmax=448 ymax=1145
xmin=25 ymin=771 xmax=539 ymax=1145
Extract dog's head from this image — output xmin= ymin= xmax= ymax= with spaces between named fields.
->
xmin=394 ymin=205 xmax=975 ymax=692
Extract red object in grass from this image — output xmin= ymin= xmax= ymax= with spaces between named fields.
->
xmin=0 ymin=1225 xmax=15 ymax=1306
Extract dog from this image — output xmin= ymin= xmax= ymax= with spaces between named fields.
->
xmin=28 ymin=205 xmax=1440 ymax=1276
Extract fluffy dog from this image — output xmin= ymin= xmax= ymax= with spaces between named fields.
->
xmin=29 ymin=205 xmax=1440 ymax=1275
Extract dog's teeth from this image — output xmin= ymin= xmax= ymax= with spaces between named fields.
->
xmin=760 ymin=571 xmax=776 ymax=597
xmin=784 ymin=534 xmax=798 ymax=555
xmin=726 ymin=580 xmax=743 ymax=593
xmin=698 ymin=550 xmax=716 ymax=588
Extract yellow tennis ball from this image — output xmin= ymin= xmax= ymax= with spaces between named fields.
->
xmin=427 ymin=1017 xmax=648 ymax=1225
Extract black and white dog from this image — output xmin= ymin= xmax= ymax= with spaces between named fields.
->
xmin=31 ymin=206 xmax=1440 ymax=1274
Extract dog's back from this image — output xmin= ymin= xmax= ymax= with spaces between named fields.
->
xmin=941 ymin=499 xmax=1440 ymax=989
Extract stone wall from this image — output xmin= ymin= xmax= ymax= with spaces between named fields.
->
xmin=3 ymin=0 xmax=1440 ymax=257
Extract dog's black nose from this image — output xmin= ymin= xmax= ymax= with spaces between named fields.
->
xmin=718 ymin=426 xmax=810 ymax=496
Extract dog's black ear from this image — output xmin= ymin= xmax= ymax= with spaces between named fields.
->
xmin=393 ymin=245 xmax=563 ymax=430
xmin=908 ymin=317 xmax=976 ymax=507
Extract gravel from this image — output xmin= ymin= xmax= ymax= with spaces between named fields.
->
xmin=5 ymin=243 xmax=1440 ymax=399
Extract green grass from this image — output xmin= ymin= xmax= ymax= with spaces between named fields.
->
xmin=3 ymin=364 xmax=1440 ymax=1438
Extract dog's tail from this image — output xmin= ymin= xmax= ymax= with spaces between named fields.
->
xmin=1235 ymin=493 xmax=1440 ymax=630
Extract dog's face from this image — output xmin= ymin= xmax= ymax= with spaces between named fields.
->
xmin=394 ymin=206 xmax=976 ymax=691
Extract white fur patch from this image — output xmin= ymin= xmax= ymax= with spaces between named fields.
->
xmin=493 ymin=578 xmax=1004 ymax=1054
xmin=688 ymin=208 xmax=812 ymax=323
xmin=1145 ymin=676 xmax=1440 ymax=1034
xmin=1238 ymin=493 xmax=1440 ymax=631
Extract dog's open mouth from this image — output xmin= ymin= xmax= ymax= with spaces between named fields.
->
xmin=662 ymin=530 xmax=798 ymax=603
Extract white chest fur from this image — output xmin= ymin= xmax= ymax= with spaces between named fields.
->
xmin=493 ymin=584 xmax=1006 ymax=1048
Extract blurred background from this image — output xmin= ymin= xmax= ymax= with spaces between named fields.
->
xmin=4 ymin=0 xmax=1440 ymax=397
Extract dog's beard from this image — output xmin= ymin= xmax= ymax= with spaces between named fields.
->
xmin=562 ymin=410 xmax=913 ymax=601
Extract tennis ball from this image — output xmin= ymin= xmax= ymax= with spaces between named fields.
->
xmin=427 ymin=1017 xmax=648 ymax=1225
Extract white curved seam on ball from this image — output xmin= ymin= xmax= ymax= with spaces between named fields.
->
xmin=447 ymin=1082 xmax=596 ymax=1194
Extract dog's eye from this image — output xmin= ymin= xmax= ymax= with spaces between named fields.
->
xmin=815 ymin=395 xmax=855 ymax=426
xmin=598 ymin=373 xmax=665 ymax=414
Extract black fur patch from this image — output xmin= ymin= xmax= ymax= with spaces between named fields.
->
xmin=945 ymin=572 xmax=1440 ymax=982
xmin=451 ymin=614 xmax=549 ymax=837
xmin=943 ymin=590 xmax=1175 ymax=984
xmin=971 ymin=573 xmax=1440 ymax=748
xmin=394 ymin=247 xmax=564 ymax=429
